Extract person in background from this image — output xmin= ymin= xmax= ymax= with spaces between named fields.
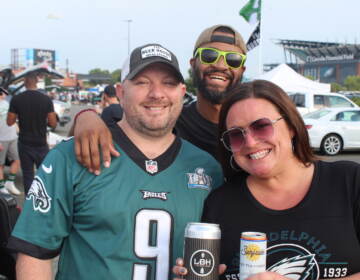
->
xmin=0 ymin=87 xmax=21 ymax=195
xmin=100 ymin=84 xmax=123 ymax=127
xmin=8 ymin=43 xmax=223 ymax=280
xmin=7 ymin=74 xmax=57 ymax=194
xmin=70 ymin=24 xmax=247 ymax=172
xmin=173 ymin=80 xmax=360 ymax=280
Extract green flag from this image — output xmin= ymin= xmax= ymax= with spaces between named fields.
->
xmin=240 ymin=0 xmax=261 ymax=25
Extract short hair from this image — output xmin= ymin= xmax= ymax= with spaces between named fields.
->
xmin=103 ymin=85 xmax=116 ymax=98
xmin=218 ymin=80 xmax=317 ymax=179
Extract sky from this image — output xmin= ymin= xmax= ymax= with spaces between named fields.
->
xmin=1 ymin=0 xmax=360 ymax=79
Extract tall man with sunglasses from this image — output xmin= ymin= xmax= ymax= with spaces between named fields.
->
xmin=176 ymin=25 xmax=247 ymax=158
xmin=72 ymin=24 xmax=247 ymax=172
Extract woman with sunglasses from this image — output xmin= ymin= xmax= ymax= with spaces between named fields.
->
xmin=173 ymin=80 xmax=360 ymax=280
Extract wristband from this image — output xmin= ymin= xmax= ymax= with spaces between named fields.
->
xmin=74 ymin=108 xmax=97 ymax=124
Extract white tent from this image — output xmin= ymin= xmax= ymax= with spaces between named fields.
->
xmin=255 ymin=64 xmax=331 ymax=93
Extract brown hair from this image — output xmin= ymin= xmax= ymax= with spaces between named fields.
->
xmin=218 ymin=80 xmax=317 ymax=179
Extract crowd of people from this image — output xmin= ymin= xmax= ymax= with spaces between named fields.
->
xmin=0 ymin=76 xmax=121 ymax=198
xmin=0 ymin=74 xmax=57 ymax=196
xmin=1 ymin=23 xmax=359 ymax=280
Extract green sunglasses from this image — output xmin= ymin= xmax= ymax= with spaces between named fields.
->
xmin=195 ymin=47 xmax=246 ymax=69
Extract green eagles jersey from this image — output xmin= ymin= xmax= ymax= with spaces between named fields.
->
xmin=10 ymin=130 xmax=223 ymax=280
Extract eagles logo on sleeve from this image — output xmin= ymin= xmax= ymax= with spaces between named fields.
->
xmin=26 ymin=176 xmax=52 ymax=213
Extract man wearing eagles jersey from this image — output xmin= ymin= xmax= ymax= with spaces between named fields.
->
xmin=8 ymin=43 xmax=223 ymax=280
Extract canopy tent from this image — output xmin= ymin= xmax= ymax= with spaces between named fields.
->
xmin=255 ymin=63 xmax=331 ymax=93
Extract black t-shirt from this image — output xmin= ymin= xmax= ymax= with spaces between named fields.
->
xmin=9 ymin=90 xmax=54 ymax=146
xmin=202 ymin=160 xmax=360 ymax=280
xmin=176 ymin=102 xmax=219 ymax=159
xmin=100 ymin=104 xmax=123 ymax=128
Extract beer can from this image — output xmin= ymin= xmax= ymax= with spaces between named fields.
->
xmin=183 ymin=222 xmax=221 ymax=280
xmin=239 ymin=232 xmax=267 ymax=280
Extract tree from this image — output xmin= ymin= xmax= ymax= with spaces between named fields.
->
xmin=111 ymin=69 xmax=121 ymax=84
xmin=184 ymin=68 xmax=196 ymax=95
xmin=352 ymin=97 xmax=360 ymax=106
xmin=89 ymin=68 xmax=110 ymax=75
xmin=88 ymin=68 xmax=111 ymax=85
xmin=44 ymin=76 xmax=52 ymax=86
xmin=344 ymin=76 xmax=360 ymax=91
xmin=305 ymin=75 xmax=315 ymax=81
xmin=331 ymin=83 xmax=345 ymax=92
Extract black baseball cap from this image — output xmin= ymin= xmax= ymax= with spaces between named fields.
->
xmin=103 ymin=85 xmax=116 ymax=97
xmin=121 ymin=43 xmax=184 ymax=83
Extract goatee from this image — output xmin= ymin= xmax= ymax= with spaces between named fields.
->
xmin=192 ymin=68 xmax=242 ymax=104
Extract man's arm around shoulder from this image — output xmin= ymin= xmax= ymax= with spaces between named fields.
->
xmin=16 ymin=253 xmax=52 ymax=280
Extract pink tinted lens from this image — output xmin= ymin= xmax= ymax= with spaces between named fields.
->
xmin=227 ymin=118 xmax=274 ymax=151
xmin=228 ymin=129 xmax=245 ymax=151
xmin=249 ymin=118 xmax=274 ymax=139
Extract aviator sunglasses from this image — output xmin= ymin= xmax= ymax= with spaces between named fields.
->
xmin=195 ymin=47 xmax=247 ymax=69
xmin=221 ymin=117 xmax=283 ymax=152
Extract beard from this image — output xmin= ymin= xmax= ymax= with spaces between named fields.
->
xmin=192 ymin=67 xmax=242 ymax=105
xmin=123 ymin=99 xmax=183 ymax=138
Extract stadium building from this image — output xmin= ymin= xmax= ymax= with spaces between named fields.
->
xmin=270 ymin=40 xmax=360 ymax=85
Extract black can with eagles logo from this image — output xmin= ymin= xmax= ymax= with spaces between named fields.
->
xmin=183 ymin=222 xmax=221 ymax=280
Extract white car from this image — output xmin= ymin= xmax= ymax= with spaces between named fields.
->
xmin=303 ymin=107 xmax=360 ymax=155
xmin=288 ymin=92 xmax=358 ymax=115
xmin=53 ymin=100 xmax=71 ymax=129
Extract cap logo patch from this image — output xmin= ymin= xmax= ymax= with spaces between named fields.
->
xmin=141 ymin=45 xmax=172 ymax=61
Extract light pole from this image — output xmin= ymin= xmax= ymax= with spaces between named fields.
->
xmin=123 ymin=19 xmax=132 ymax=55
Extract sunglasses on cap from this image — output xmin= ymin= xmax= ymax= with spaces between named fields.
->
xmin=195 ymin=47 xmax=246 ymax=69
xmin=221 ymin=117 xmax=283 ymax=152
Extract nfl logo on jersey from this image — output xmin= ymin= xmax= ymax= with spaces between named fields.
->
xmin=145 ymin=160 xmax=158 ymax=174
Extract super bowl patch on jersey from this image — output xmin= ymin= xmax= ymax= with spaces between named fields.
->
xmin=26 ymin=176 xmax=52 ymax=213
xmin=187 ymin=167 xmax=212 ymax=190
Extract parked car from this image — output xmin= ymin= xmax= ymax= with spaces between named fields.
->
xmin=288 ymin=92 xmax=358 ymax=115
xmin=303 ymin=107 xmax=360 ymax=155
xmin=341 ymin=91 xmax=360 ymax=100
xmin=52 ymin=100 xmax=71 ymax=130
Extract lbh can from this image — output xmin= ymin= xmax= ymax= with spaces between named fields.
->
xmin=239 ymin=232 xmax=267 ymax=280
xmin=183 ymin=222 xmax=221 ymax=280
